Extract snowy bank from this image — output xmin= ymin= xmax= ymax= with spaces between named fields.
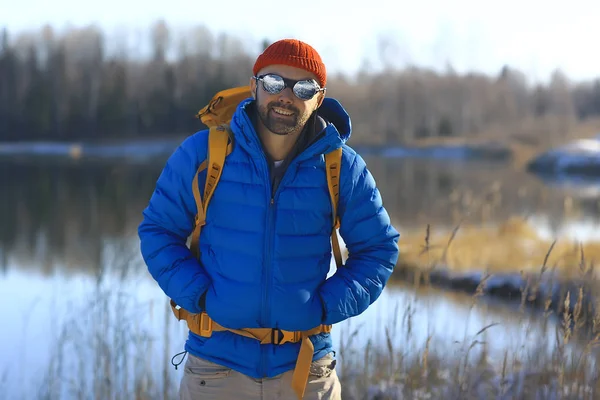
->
xmin=0 ymin=137 xmax=516 ymax=164
xmin=348 ymin=141 xmax=513 ymax=161
xmin=392 ymin=263 xmax=598 ymax=334
xmin=527 ymin=137 xmax=600 ymax=177
xmin=0 ymin=138 xmax=182 ymax=164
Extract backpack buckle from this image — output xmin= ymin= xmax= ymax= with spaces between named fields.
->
xmin=199 ymin=312 xmax=213 ymax=337
xmin=271 ymin=329 xmax=299 ymax=345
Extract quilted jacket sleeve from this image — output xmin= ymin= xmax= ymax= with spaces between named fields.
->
xmin=319 ymin=150 xmax=400 ymax=325
xmin=137 ymin=133 xmax=210 ymax=314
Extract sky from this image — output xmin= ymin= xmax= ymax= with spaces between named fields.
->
xmin=1 ymin=0 xmax=599 ymax=83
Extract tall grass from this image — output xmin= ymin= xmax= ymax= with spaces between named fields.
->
xmin=338 ymin=293 xmax=600 ymax=399
xmin=8 ymin=218 xmax=600 ymax=400
xmin=38 ymin=289 xmax=160 ymax=399
xmin=338 ymin=222 xmax=600 ymax=400
xmin=22 ymin=239 xmax=185 ymax=400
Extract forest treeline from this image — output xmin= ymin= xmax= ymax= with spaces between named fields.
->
xmin=1 ymin=22 xmax=600 ymax=145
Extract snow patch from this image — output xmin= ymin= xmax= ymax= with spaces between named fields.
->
xmin=528 ymin=136 xmax=600 ymax=177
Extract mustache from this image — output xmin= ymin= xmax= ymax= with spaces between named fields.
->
xmin=268 ymin=102 xmax=299 ymax=114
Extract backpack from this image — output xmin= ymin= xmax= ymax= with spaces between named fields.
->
xmin=188 ymin=85 xmax=343 ymax=269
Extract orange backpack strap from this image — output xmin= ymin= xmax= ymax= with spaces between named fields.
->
xmin=188 ymin=86 xmax=248 ymax=257
xmin=189 ymin=125 xmax=233 ymax=259
xmin=325 ymin=147 xmax=343 ymax=269
xmin=197 ymin=86 xmax=252 ymax=128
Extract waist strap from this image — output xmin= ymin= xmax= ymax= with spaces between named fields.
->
xmin=170 ymin=300 xmax=331 ymax=400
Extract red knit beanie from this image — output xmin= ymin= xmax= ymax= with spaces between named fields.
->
xmin=253 ymin=39 xmax=327 ymax=88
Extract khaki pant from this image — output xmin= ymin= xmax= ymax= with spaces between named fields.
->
xmin=179 ymin=352 xmax=342 ymax=400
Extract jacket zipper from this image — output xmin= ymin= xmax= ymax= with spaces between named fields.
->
xmin=239 ymin=119 xmax=337 ymax=377
xmin=260 ymin=159 xmax=298 ymax=377
xmin=261 ymin=195 xmax=274 ymax=377
xmin=263 ymin=194 xmax=275 ymax=327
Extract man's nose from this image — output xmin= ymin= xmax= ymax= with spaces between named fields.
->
xmin=277 ymin=87 xmax=294 ymax=104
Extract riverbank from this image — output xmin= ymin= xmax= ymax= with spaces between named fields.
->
xmin=402 ymin=115 xmax=600 ymax=170
xmin=2 ymin=116 xmax=600 ymax=170
xmin=0 ymin=136 xmax=512 ymax=164
xmin=387 ymin=217 xmax=600 ymax=338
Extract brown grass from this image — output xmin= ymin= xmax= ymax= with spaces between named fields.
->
xmin=398 ymin=216 xmax=600 ymax=280
xmin=338 ymin=215 xmax=600 ymax=400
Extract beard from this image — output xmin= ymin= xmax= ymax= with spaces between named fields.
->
xmin=257 ymin=101 xmax=310 ymax=136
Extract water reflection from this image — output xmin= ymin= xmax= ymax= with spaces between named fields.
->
xmin=0 ymin=159 xmax=164 ymax=275
xmin=366 ymin=156 xmax=600 ymax=230
xmin=3 ymin=155 xmax=600 ymax=275
xmin=339 ymin=280 xmax=567 ymax=364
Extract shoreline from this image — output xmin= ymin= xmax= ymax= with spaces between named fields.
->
xmin=389 ymin=254 xmax=600 ymax=346
xmin=0 ymin=138 xmax=515 ymax=164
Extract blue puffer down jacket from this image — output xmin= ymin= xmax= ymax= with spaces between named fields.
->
xmin=138 ymin=97 xmax=400 ymax=379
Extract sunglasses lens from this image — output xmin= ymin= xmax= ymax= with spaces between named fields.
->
xmin=261 ymin=74 xmax=285 ymax=94
xmin=258 ymin=74 xmax=320 ymax=100
xmin=293 ymin=80 xmax=319 ymax=100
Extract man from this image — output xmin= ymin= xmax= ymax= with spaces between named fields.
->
xmin=138 ymin=39 xmax=400 ymax=400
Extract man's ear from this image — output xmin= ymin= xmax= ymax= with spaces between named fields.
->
xmin=249 ymin=77 xmax=257 ymax=99
xmin=316 ymin=89 xmax=326 ymax=108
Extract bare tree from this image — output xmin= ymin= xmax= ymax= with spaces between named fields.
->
xmin=0 ymin=22 xmax=598 ymax=145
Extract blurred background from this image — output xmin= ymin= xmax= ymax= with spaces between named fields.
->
xmin=2 ymin=1 xmax=600 ymax=399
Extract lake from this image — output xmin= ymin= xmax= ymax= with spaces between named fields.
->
xmin=2 ymin=149 xmax=600 ymax=399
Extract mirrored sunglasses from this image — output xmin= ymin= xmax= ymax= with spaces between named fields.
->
xmin=254 ymin=73 xmax=324 ymax=100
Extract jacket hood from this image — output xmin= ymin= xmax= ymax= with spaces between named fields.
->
xmin=316 ymin=97 xmax=352 ymax=143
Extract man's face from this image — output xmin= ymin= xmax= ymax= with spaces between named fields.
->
xmin=250 ymin=64 xmax=325 ymax=136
